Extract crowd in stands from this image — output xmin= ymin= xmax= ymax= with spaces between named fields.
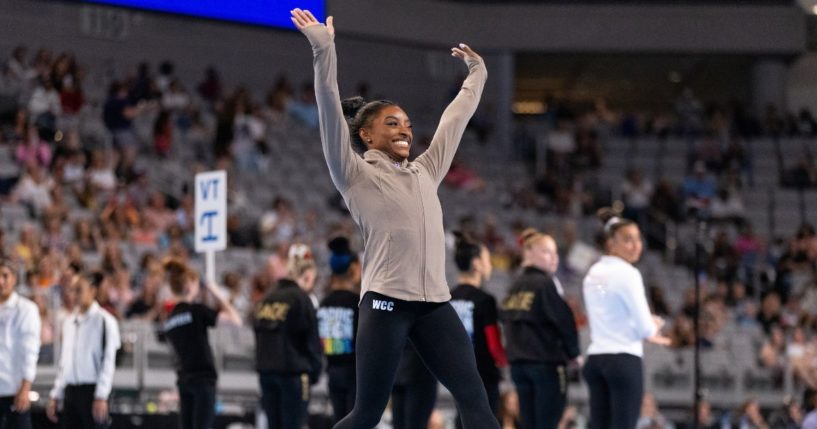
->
xmin=2 ymin=43 xmax=817 ymax=428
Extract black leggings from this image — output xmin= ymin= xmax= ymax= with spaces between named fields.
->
xmin=259 ymin=371 xmax=309 ymax=429
xmin=334 ymin=292 xmax=498 ymax=429
xmin=178 ymin=379 xmax=216 ymax=429
xmin=582 ymin=354 xmax=643 ymax=429
xmin=327 ymin=364 xmax=356 ymax=423
xmin=511 ymin=363 xmax=566 ymax=429
xmin=392 ymin=346 xmax=438 ymax=429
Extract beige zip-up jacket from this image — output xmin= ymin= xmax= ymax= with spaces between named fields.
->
xmin=305 ymin=25 xmax=487 ymax=302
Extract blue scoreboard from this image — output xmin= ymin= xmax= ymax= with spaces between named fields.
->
xmin=84 ymin=0 xmax=326 ymax=29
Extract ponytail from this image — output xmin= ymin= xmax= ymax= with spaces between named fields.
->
xmin=453 ymin=231 xmax=482 ymax=273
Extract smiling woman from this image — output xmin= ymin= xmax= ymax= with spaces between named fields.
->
xmin=290 ymin=7 xmax=499 ymax=429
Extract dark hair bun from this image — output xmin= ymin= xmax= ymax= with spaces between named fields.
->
xmin=596 ymin=207 xmax=620 ymax=225
xmin=452 ymin=230 xmax=466 ymax=243
xmin=342 ymin=96 xmax=366 ymax=119
xmin=328 ymin=236 xmax=352 ymax=254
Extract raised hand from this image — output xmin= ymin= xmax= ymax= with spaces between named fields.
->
xmin=451 ymin=43 xmax=482 ymax=66
xmin=290 ymin=8 xmax=334 ymax=37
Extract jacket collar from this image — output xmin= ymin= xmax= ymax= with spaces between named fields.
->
xmin=363 ymin=149 xmax=409 ymax=169
xmin=278 ymin=278 xmax=300 ymax=289
xmin=0 ymin=292 xmax=19 ymax=309
xmin=522 ymin=265 xmax=549 ymax=277
xmin=73 ymin=301 xmax=101 ymax=323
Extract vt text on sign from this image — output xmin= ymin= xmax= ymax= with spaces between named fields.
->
xmin=195 ymin=171 xmax=227 ymax=253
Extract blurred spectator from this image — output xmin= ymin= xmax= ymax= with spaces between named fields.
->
xmin=636 ymin=392 xmax=670 ymax=429
xmin=197 ymin=66 xmax=222 ymax=104
xmin=161 ymin=79 xmax=190 ymax=113
xmin=757 ymin=292 xmax=783 ymax=334
xmin=736 ymin=398 xmax=769 ymax=429
xmin=444 ymin=158 xmax=486 ymax=192
xmin=709 ymin=188 xmax=744 ymax=223
xmin=153 ymin=109 xmax=173 ymax=157
xmin=103 ymin=81 xmax=139 ymax=151
xmin=87 ymin=149 xmax=117 ymax=193
xmin=12 ymin=166 xmax=54 ymax=217
xmin=803 ymin=389 xmax=817 ymax=429
xmin=14 ymin=123 xmax=52 ymax=169
xmin=287 ymin=82 xmax=319 ymax=129
xmin=620 ymin=168 xmax=652 ymax=226
xmin=682 ymin=161 xmax=717 ymax=216
xmin=28 ymin=76 xmax=61 ymax=119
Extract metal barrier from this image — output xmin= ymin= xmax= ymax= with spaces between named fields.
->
xmin=29 ymin=320 xmax=796 ymax=418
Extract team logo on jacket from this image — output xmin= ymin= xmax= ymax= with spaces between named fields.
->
xmin=372 ymin=299 xmax=394 ymax=312
xmin=256 ymin=302 xmax=291 ymax=321
xmin=502 ymin=292 xmax=535 ymax=311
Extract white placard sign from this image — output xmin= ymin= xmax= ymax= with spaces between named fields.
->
xmin=194 ymin=170 xmax=227 ymax=253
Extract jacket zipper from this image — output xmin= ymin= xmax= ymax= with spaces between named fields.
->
xmin=414 ymin=171 xmax=427 ymax=301
xmin=72 ymin=317 xmax=80 ymax=384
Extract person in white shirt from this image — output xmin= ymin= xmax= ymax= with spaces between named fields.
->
xmin=47 ymin=272 xmax=121 ymax=429
xmin=582 ymin=208 xmax=670 ymax=429
xmin=0 ymin=259 xmax=41 ymax=429
xmin=27 ymin=76 xmax=62 ymax=119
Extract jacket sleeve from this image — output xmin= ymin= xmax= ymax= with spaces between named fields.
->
xmin=49 ymin=321 xmax=66 ymax=400
xmin=482 ymin=296 xmax=508 ymax=368
xmin=415 ymin=57 xmax=487 ymax=185
xmin=302 ymin=297 xmax=324 ymax=383
xmin=18 ymin=301 xmax=41 ymax=385
xmin=304 ymin=25 xmax=363 ymax=192
xmin=540 ymin=280 xmax=580 ymax=359
xmin=95 ymin=314 xmax=121 ymax=399
xmin=622 ymin=269 xmax=657 ymax=340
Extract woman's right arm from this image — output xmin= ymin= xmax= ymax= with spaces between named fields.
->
xmin=291 ymin=9 xmax=361 ymax=192
xmin=623 ymin=269 xmax=660 ymax=340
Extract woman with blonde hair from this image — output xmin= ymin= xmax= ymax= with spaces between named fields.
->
xmin=161 ymin=258 xmax=242 ymax=429
xmin=253 ymin=243 xmax=323 ymax=429
xmin=502 ymin=228 xmax=579 ymax=429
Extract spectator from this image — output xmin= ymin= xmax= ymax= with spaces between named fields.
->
xmin=682 ymin=161 xmax=717 ymax=216
xmin=287 ymin=82 xmax=319 ymax=129
xmin=803 ymin=389 xmax=817 ymax=429
xmin=27 ymin=76 xmax=61 ymax=119
xmin=736 ymin=398 xmax=769 ymax=429
xmin=757 ymin=292 xmax=783 ymax=334
xmin=620 ymin=168 xmax=653 ymax=226
xmin=153 ymin=110 xmax=173 ymax=157
xmin=12 ymin=165 xmax=54 ymax=217
xmin=103 ymin=81 xmax=139 ymax=151
xmin=87 ymin=150 xmax=117 ymax=193
xmin=14 ymin=124 xmax=52 ymax=169
xmin=636 ymin=392 xmax=670 ymax=429
xmin=709 ymin=188 xmax=745 ymax=223
xmin=161 ymin=79 xmax=190 ymax=113
xmin=197 ymin=66 xmax=222 ymax=104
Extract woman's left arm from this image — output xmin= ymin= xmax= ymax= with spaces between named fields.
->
xmin=415 ymin=44 xmax=487 ymax=184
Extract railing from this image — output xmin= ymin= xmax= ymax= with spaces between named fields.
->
xmin=29 ymin=321 xmax=798 ymax=418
